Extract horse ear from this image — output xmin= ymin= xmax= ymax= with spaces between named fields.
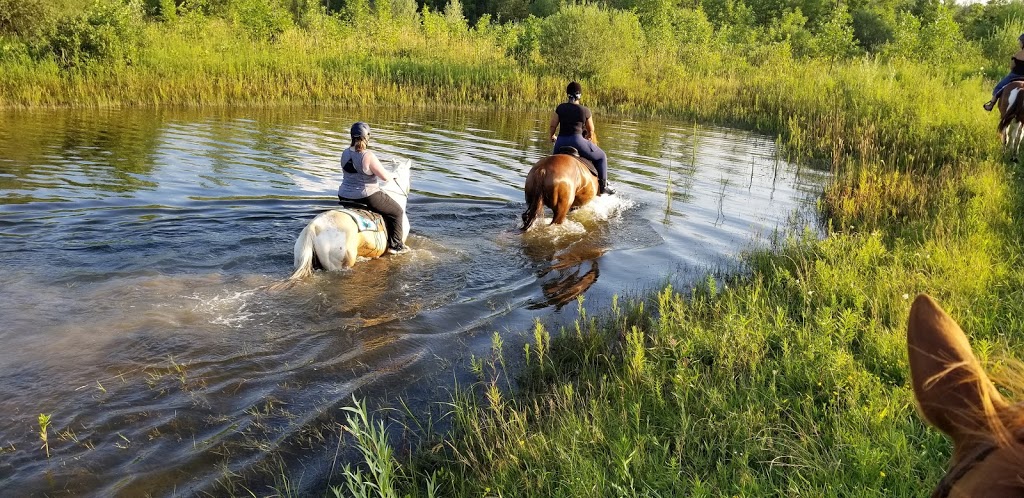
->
xmin=907 ymin=294 xmax=1008 ymax=451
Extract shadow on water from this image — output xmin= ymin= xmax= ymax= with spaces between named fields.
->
xmin=0 ymin=107 xmax=826 ymax=496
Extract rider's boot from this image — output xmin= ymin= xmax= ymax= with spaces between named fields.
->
xmin=984 ymin=99 xmax=997 ymax=111
xmin=599 ymin=179 xmax=616 ymax=196
xmin=387 ymin=240 xmax=410 ymax=255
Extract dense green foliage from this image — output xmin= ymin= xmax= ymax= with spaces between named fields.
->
xmin=5 ymin=0 xmax=1024 ymax=496
xmin=0 ymin=0 xmax=1019 ymax=108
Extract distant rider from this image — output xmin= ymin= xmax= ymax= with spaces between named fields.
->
xmin=337 ymin=122 xmax=409 ymax=254
xmin=549 ymin=81 xmax=615 ymax=195
xmin=984 ymin=33 xmax=1024 ymax=111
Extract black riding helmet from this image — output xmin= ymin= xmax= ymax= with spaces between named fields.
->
xmin=566 ymin=81 xmax=582 ymax=101
xmin=1018 ymin=33 xmax=1024 ymax=45
xmin=351 ymin=121 xmax=370 ymax=139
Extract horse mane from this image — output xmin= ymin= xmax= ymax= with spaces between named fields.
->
xmin=984 ymin=358 xmax=1024 ymax=446
xmin=930 ymin=356 xmax=1024 ymax=453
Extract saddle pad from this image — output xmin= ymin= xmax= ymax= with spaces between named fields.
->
xmin=556 ymin=149 xmax=598 ymax=177
xmin=335 ymin=208 xmax=385 ymax=233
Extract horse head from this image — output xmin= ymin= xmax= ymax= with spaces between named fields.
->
xmin=380 ymin=158 xmax=412 ymax=210
xmin=907 ymin=294 xmax=1024 ymax=496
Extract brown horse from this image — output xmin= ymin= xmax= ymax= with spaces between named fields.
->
xmin=997 ymin=80 xmax=1024 ymax=162
xmin=520 ymin=154 xmax=598 ymax=231
xmin=907 ymin=294 xmax=1024 ymax=496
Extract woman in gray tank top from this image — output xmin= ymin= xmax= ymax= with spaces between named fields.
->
xmin=337 ymin=122 xmax=409 ymax=254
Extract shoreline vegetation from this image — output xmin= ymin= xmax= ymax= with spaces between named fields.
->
xmin=5 ymin=0 xmax=1024 ymax=495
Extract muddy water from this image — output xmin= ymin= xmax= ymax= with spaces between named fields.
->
xmin=0 ymin=108 xmax=826 ymax=495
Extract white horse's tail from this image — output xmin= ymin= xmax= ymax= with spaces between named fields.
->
xmin=288 ymin=223 xmax=316 ymax=280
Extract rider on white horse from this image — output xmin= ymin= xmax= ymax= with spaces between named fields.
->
xmin=337 ymin=122 xmax=409 ymax=255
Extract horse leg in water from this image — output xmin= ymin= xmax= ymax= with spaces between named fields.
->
xmin=522 ymin=184 xmax=544 ymax=231
xmin=550 ymin=180 xmax=575 ymax=225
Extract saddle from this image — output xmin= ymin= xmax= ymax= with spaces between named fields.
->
xmin=556 ymin=147 xmax=599 ymax=177
xmin=997 ymin=75 xmax=1024 ymax=98
xmin=335 ymin=202 xmax=386 ymax=233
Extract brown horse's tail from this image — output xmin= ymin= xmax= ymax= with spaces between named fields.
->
xmin=998 ymin=87 xmax=1024 ymax=132
xmin=521 ymin=169 xmax=546 ymax=231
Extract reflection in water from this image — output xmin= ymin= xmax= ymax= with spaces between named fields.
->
xmin=535 ymin=246 xmax=606 ymax=310
xmin=0 ymin=108 xmax=826 ymax=496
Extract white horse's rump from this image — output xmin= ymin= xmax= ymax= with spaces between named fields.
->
xmin=287 ymin=159 xmax=412 ymax=280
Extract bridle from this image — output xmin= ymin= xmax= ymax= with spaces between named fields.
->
xmin=931 ymin=442 xmax=998 ymax=498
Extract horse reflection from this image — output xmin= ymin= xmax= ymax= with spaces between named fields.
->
xmin=524 ymin=243 xmax=606 ymax=310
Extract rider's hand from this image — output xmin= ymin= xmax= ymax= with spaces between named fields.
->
xmin=550 ymin=134 xmax=557 ymax=142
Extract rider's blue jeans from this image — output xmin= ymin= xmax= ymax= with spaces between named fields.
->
xmin=553 ymin=134 xmax=608 ymax=184
xmin=994 ymin=73 xmax=1024 ymax=98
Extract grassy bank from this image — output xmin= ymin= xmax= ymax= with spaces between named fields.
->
xmin=314 ymin=21 xmax=1023 ymax=498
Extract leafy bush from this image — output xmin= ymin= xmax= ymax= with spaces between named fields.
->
xmin=505 ymin=16 xmax=542 ymax=66
xmin=48 ymin=0 xmax=145 ymax=69
xmin=978 ymin=18 xmax=1024 ymax=78
xmin=881 ymin=11 xmax=921 ymax=61
xmin=674 ymin=7 xmax=716 ymax=66
xmin=226 ymin=0 xmax=292 ymax=40
xmin=536 ymin=4 xmax=642 ymax=82
xmin=767 ymin=9 xmax=814 ymax=58
xmin=142 ymin=0 xmax=179 ymax=21
xmin=813 ymin=4 xmax=858 ymax=60
xmin=0 ymin=0 xmax=54 ymax=39
xmin=851 ymin=8 xmax=894 ymax=53
xmin=919 ymin=5 xmax=976 ymax=69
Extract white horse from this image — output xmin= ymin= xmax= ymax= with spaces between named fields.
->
xmin=287 ymin=159 xmax=412 ymax=279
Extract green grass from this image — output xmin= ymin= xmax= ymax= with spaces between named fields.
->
xmin=324 ymin=32 xmax=1024 ymax=498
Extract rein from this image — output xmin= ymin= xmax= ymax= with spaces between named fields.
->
xmin=931 ymin=442 xmax=998 ymax=498
xmin=382 ymin=168 xmax=411 ymax=199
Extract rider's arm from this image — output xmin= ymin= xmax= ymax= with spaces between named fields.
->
xmin=548 ymin=111 xmax=559 ymax=142
xmin=585 ymin=117 xmax=597 ymax=143
xmin=364 ymin=152 xmax=394 ymax=183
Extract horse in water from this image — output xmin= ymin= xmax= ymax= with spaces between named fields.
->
xmin=287 ymin=159 xmax=411 ymax=279
xmin=907 ymin=294 xmax=1024 ymax=496
xmin=520 ymin=152 xmax=599 ymax=231
xmin=997 ymin=80 xmax=1024 ymax=162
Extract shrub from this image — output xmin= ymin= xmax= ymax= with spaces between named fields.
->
xmin=48 ymin=0 xmax=145 ymax=69
xmin=536 ymin=4 xmax=643 ymax=83
xmin=813 ymin=4 xmax=858 ymax=60
xmin=674 ymin=7 xmax=716 ymax=66
xmin=851 ymin=8 xmax=894 ymax=53
xmin=881 ymin=11 xmax=921 ymax=61
xmin=0 ymin=0 xmax=54 ymax=39
xmin=226 ymin=0 xmax=293 ymax=40
xmin=505 ymin=16 xmax=542 ymax=66
xmin=978 ymin=18 xmax=1024 ymax=78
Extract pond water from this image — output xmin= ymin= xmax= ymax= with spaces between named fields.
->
xmin=0 ymin=108 xmax=826 ymax=496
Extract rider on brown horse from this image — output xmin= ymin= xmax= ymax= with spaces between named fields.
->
xmin=548 ymin=82 xmax=615 ymax=195
xmin=984 ymin=34 xmax=1024 ymax=111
